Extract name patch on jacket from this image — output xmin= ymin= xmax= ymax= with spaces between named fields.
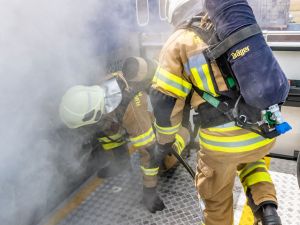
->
xmin=134 ymin=92 xmax=143 ymax=107
xmin=231 ymin=46 xmax=250 ymax=59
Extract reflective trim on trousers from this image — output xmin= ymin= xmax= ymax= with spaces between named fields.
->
xmin=141 ymin=166 xmax=159 ymax=176
xmin=199 ymin=131 xmax=274 ymax=152
xmin=242 ymin=171 xmax=273 ymax=191
xmin=154 ymin=121 xmax=181 ymax=135
xmin=239 ymin=160 xmax=266 ymax=181
xmin=200 ymin=131 xmax=263 ymax=143
xmin=130 ymin=127 xmax=156 ymax=148
xmin=207 ymin=122 xmax=242 ymax=132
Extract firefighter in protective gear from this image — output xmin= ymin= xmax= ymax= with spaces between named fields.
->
xmin=59 ymin=56 xmax=190 ymax=213
xmin=150 ymin=0 xmax=281 ymax=224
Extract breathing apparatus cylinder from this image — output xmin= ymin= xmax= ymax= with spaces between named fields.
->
xmin=122 ymin=57 xmax=157 ymax=89
xmin=205 ymin=0 xmax=290 ymax=110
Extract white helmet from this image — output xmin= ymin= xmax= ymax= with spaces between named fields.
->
xmin=59 ymin=85 xmax=105 ymax=129
xmin=166 ymin=0 xmax=204 ymax=26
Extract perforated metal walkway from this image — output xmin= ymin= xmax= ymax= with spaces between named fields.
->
xmin=41 ymin=150 xmax=300 ymax=225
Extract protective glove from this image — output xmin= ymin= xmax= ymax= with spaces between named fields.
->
xmin=142 ymin=186 xmax=166 ymax=213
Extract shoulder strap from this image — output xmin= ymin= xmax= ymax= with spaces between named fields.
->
xmin=205 ymin=24 xmax=262 ymax=60
xmin=192 ymin=83 xmax=235 ymax=120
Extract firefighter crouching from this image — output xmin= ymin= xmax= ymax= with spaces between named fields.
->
xmin=149 ymin=0 xmax=291 ymax=224
xmin=59 ymin=56 xmax=190 ymax=213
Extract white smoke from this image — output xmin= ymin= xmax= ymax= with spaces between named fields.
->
xmin=0 ymin=0 xmax=173 ymax=224
xmin=0 ymin=0 xmax=107 ymax=224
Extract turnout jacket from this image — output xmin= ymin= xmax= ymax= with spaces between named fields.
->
xmin=151 ymin=28 xmax=275 ymax=153
xmin=97 ymin=90 xmax=189 ymax=187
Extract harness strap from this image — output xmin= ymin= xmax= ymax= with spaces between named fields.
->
xmin=193 ymin=85 xmax=280 ymax=138
xmin=206 ymin=24 xmax=262 ymax=60
xmin=193 ymin=84 xmax=233 ymax=118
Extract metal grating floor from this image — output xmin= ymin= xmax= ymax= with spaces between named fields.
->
xmin=57 ymin=150 xmax=203 ymax=225
xmin=52 ymin=150 xmax=299 ymax=225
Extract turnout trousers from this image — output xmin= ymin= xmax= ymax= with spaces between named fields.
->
xmin=195 ymin=122 xmax=277 ymax=225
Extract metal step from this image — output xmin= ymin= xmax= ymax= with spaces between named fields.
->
xmin=42 ymin=151 xmax=299 ymax=225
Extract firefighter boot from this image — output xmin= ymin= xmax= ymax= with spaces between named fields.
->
xmin=142 ymin=186 xmax=165 ymax=213
xmin=254 ymin=203 xmax=282 ymax=225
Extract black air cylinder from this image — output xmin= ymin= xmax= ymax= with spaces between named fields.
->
xmin=205 ymin=0 xmax=289 ymax=109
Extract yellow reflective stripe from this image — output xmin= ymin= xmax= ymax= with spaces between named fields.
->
xmin=158 ymin=67 xmax=192 ymax=90
xmin=238 ymin=158 xmax=272 ymax=224
xmin=141 ymin=166 xmax=159 ymax=176
xmin=174 ymin=133 xmax=185 ymax=155
xmin=155 ymin=78 xmax=187 ymax=98
xmin=130 ymin=127 xmax=153 ymax=142
xmin=199 ymin=131 xmax=261 ymax=143
xmin=102 ymin=141 xmax=126 ymax=150
xmin=153 ymin=67 xmax=192 ymax=98
xmin=174 ymin=142 xmax=180 ymax=153
xmin=239 ymin=159 xmax=265 ymax=172
xmin=202 ymin=64 xmax=218 ymax=97
xmin=200 ymin=138 xmax=274 ymax=153
xmin=131 ymin=134 xmax=155 ymax=148
xmin=208 ymin=126 xmax=242 ymax=132
xmin=98 ymin=137 xmax=110 ymax=142
xmin=191 ymin=67 xmax=205 ymax=91
xmin=239 ymin=164 xmax=267 ymax=181
xmin=98 ymin=133 xmax=123 ymax=143
xmin=207 ymin=122 xmax=242 ymax=132
xmin=154 ymin=122 xmax=181 ymax=135
xmin=130 ymin=127 xmax=156 ymax=148
xmin=242 ymin=172 xmax=273 ymax=189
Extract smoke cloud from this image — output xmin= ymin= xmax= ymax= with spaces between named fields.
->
xmin=0 ymin=0 xmax=111 ymax=224
xmin=0 ymin=0 xmax=172 ymax=224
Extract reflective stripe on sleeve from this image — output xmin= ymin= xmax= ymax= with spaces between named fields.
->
xmin=141 ymin=166 xmax=159 ymax=176
xmin=129 ymin=127 xmax=156 ymax=148
xmin=98 ymin=133 xmax=123 ymax=143
xmin=101 ymin=141 xmax=126 ymax=150
xmin=153 ymin=67 xmax=192 ymax=98
xmin=97 ymin=132 xmax=126 ymax=150
xmin=154 ymin=121 xmax=181 ymax=135
xmin=199 ymin=131 xmax=274 ymax=152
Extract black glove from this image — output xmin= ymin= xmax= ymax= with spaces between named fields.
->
xmin=142 ymin=186 xmax=165 ymax=213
